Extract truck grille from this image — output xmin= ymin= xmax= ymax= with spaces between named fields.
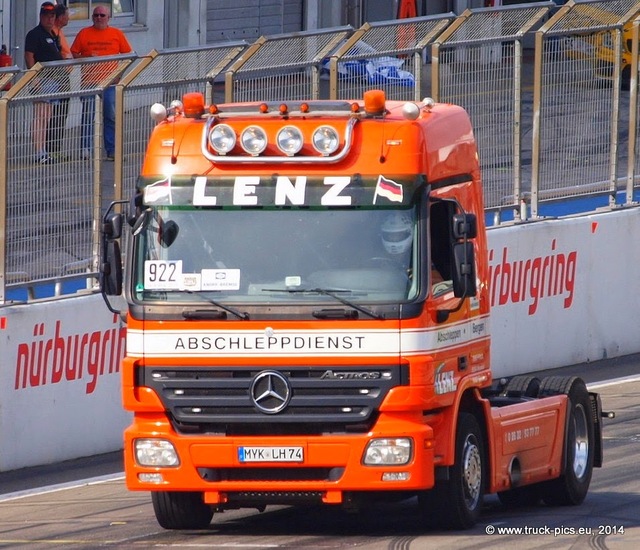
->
xmin=138 ymin=364 xmax=407 ymax=435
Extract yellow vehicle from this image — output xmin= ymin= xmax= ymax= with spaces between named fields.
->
xmin=593 ymin=20 xmax=635 ymax=90
xmin=560 ymin=3 xmax=638 ymax=90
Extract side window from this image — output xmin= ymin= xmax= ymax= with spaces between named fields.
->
xmin=429 ymin=201 xmax=454 ymax=295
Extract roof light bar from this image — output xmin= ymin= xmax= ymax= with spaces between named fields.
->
xmin=202 ymin=117 xmax=358 ymax=164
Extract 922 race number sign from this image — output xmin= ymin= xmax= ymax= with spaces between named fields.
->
xmin=144 ymin=260 xmax=183 ymax=290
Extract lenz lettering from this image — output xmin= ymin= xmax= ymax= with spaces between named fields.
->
xmin=193 ymin=175 xmax=352 ymax=206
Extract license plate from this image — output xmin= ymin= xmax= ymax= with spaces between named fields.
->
xmin=238 ymin=446 xmax=303 ymax=463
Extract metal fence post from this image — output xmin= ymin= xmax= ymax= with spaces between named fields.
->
xmin=627 ymin=17 xmax=640 ymax=205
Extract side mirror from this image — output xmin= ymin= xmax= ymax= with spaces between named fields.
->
xmin=101 ymin=240 xmax=122 ymax=296
xmin=159 ymin=219 xmax=179 ymax=248
xmin=130 ymin=208 xmax=179 ymax=247
xmin=452 ymin=213 xmax=477 ymax=239
xmin=452 ymin=241 xmax=476 ymax=298
xmin=99 ymin=200 xmax=128 ymax=313
xmin=103 ymin=212 xmax=123 ymax=239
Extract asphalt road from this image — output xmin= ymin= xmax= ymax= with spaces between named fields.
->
xmin=0 ymin=357 xmax=638 ymax=549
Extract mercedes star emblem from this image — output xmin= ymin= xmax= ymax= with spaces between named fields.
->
xmin=250 ymin=371 xmax=292 ymax=414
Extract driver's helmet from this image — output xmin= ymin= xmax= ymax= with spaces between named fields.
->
xmin=381 ymin=212 xmax=413 ymax=255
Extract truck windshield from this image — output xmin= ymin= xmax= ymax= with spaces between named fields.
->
xmin=132 ymin=206 xmax=420 ymax=305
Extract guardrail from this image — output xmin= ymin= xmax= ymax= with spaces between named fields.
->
xmin=1 ymin=0 xmax=639 ymax=303
xmin=0 ymin=54 xmax=136 ymax=303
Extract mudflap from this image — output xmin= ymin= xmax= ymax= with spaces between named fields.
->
xmin=589 ymin=392 xmax=604 ymax=468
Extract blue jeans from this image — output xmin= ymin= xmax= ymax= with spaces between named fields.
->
xmin=80 ymin=86 xmax=115 ymax=155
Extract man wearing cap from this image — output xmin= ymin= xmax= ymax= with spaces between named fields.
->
xmin=24 ymin=2 xmax=65 ymax=164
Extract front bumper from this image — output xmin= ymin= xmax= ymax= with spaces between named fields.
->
xmin=124 ymin=416 xmax=435 ymax=504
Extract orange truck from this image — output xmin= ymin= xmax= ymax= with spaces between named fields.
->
xmin=101 ymin=89 xmax=607 ymax=530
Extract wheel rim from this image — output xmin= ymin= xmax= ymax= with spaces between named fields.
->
xmin=572 ymin=403 xmax=589 ymax=480
xmin=462 ymin=435 xmax=482 ymax=508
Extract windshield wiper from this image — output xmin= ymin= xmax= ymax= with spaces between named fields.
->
xmin=263 ymin=288 xmax=384 ymax=320
xmin=181 ymin=309 xmax=228 ymax=320
xmin=181 ymin=290 xmax=250 ymax=320
xmin=312 ymin=308 xmax=359 ymax=319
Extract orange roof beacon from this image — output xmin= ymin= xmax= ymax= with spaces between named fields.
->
xmin=101 ymin=90 xmax=608 ymax=530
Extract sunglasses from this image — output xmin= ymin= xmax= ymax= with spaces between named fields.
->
xmin=93 ymin=13 xmax=107 ymax=18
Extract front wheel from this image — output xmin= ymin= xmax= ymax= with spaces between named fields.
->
xmin=538 ymin=376 xmax=595 ymax=506
xmin=419 ymin=412 xmax=485 ymax=529
xmin=152 ymin=491 xmax=214 ymax=530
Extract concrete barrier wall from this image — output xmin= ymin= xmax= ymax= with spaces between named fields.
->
xmin=489 ymin=207 xmax=640 ymax=377
xmin=0 ymin=298 xmax=129 ymax=471
xmin=1 ymin=206 xmax=638 ymax=470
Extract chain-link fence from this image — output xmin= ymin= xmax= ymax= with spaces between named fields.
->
xmin=529 ymin=0 xmax=639 ymax=217
xmin=432 ymin=3 xmax=554 ymax=213
xmin=0 ymin=54 xmax=135 ymax=302
xmin=3 ymin=3 xmax=640 ymax=303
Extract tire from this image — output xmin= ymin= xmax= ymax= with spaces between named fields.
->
xmin=419 ymin=412 xmax=485 ymax=529
xmin=502 ymin=376 xmax=540 ymax=398
xmin=152 ymin=491 xmax=214 ymax=530
xmin=537 ymin=376 xmax=595 ymax=506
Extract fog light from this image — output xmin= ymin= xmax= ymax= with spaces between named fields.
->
xmin=138 ymin=472 xmax=165 ymax=484
xmin=135 ymin=439 xmax=180 ymax=467
xmin=382 ymin=472 xmax=411 ymax=482
xmin=363 ymin=438 xmax=412 ymax=465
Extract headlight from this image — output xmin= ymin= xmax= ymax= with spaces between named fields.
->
xmin=363 ymin=438 xmax=412 ymax=465
xmin=208 ymin=123 xmax=236 ymax=154
xmin=135 ymin=439 xmax=180 ymax=467
xmin=240 ymin=125 xmax=267 ymax=155
xmin=276 ymin=126 xmax=303 ymax=155
xmin=312 ymin=125 xmax=340 ymax=155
